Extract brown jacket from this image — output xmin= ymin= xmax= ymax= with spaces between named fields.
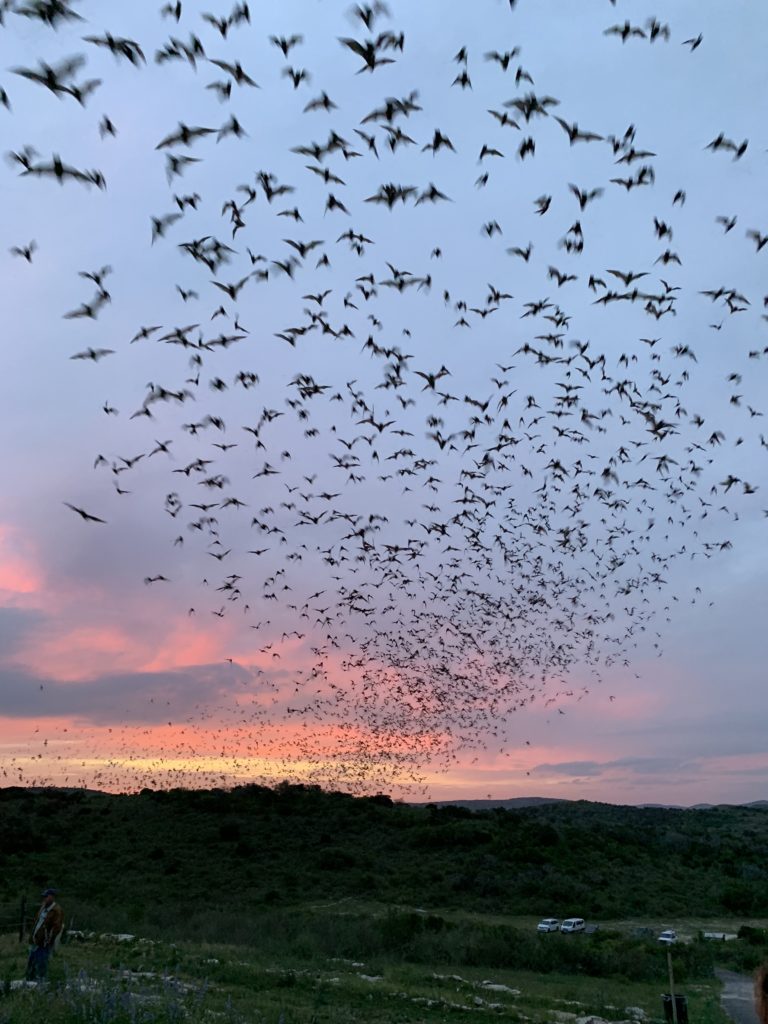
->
xmin=30 ymin=902 xmax=64 ymax=949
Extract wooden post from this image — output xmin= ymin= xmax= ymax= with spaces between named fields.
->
xmin=18 ymin=895 xmax=26 ymax=944
xmin=667 ymin=947 xmax=679 ymax=1024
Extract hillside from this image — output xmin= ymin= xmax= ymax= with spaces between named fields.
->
xmin=2 ymin=784 xmax=768 ymax=933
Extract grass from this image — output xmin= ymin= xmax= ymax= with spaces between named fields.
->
xmin=0 ymin=923 xmax=732 ymax=1024
xmin=429 ymin=909 xmax=768 ymax=935
xmin=287 ymin=899 xmax=768 ymax=936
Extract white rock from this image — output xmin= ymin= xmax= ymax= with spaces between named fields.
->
xmin=474 ymin=996 xmax=504 ymax=1009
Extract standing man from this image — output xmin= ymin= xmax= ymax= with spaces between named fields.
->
xmin=26 ymin=888 xmax=64 ymax=981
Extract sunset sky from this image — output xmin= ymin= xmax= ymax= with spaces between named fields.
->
xmin=1 ymin=0 xmax=766 ymax=805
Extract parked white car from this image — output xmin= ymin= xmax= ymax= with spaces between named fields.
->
xmin=560 ymin=918 xmax=586 ymax=934
xmin=658 ymin=930 xmax=677 ymax=945
xmin=537 ymin=918 xmax=560 ymax=933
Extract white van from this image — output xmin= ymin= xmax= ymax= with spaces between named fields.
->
xmin=560 ymin=918 xmax=586 ymax=934
xmin=537 ymin=918 xmax=560 ymax=933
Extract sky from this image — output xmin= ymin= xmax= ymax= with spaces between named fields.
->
xmin=0 ymin=0 xmax=766 ymax=805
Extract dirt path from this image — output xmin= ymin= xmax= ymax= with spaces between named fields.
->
xmin=716 ymin=969 xmax=759 ymax=1024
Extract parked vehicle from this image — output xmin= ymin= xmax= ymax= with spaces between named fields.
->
xmin=658 ymin=929 xmax=677 ymax=945
xmin=560 ymin=917 xmax=586 ymax=933
xmin=537 ymin=918 xmax=560 ymax=932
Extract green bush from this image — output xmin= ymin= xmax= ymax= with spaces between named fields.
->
xmin=6 ymin=785 xmax=768 ymax=928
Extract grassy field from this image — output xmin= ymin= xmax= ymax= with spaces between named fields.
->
xmin=0 ymin=921 xmax=731 ymax=1024
xmin=405 ymin=907 xmax=768 ymax=937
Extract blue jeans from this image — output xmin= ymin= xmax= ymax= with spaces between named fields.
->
xmin=25 ymin=945 xmax=51 ymax=980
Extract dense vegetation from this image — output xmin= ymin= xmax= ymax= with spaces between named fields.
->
xmin=2 ymin=784 xmax=768 ymax=935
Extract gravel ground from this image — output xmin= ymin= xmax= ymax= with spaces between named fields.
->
xmin=716 ymin=969 xmax=760 ymax=1024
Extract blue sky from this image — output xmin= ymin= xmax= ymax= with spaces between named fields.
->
xmin=0 ymin=0 xmax=766 ymax=804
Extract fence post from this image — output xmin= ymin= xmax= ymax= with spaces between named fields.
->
xmin=18 ymin=895 xmax=26 ymax=943
xmin=667 ymin=948 xmax=678 ymax=1024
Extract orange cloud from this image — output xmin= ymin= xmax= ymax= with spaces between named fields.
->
xmin=0 ymin=707 xmax=466 ymax=795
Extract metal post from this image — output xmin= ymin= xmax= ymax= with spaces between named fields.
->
xmin=667 ymin=948 xmax=679 ymax=1024
xmin=18 ymin=895 xmax=26 ymax=944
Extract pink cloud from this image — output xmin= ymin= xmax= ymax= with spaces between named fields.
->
xmin=0 ymin=523 xmax=44 ymax=597
xmin=138 ymin=618 xmax=232 ymax=673
xmin=16 ymin=624 xmax=145 ymax=681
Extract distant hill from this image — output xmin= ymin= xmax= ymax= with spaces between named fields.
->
xmin=412 ymin=796 xmax=571 ymax=810
xmin=417 ymin=796 xmax=768 ymax=811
